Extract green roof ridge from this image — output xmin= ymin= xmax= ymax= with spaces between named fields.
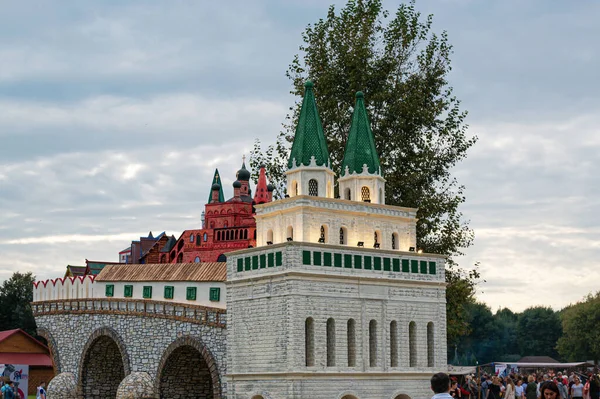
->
xmin=341 ymin=91 xmax=381 ymax=176
xmin=287 ymin=81 xmax=330 ymax=169
xmin=207 ymin=168 xmax=225 ymax=203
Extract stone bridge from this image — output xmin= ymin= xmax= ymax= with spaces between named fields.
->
xmin=33 ymin=298 xmax=227 ymax=399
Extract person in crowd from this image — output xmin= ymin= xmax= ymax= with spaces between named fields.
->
xmin=482 ymin=376 xmax=490 ymax=399
xmin=2 ymin=381 xmax=15 ymax=399
xmin=526 ymin=375 xmax=538 ymax=399
xmin=468 ymin=375 xmax=479 ymax=399
xmin=506 ymin=377 xmax=516 ymax=399
xmin=540 ymin=381 xmax=561 ymax=399
xmin=589 ymin=374 xmax=600 ymax=399
xmin=432 ymin=372 xmax=453 ymax=399
xmin=516 ymin=379 xmax=525 ymax=399
xmin=488 ymin=376 xmax=502 ymax=399
xmin=450 ymin=378 xmax=462 ymax=398
xmin=572 ymin=376 xmax=585 ymax=399
xmin=37 ymin=381 xmax=47 ymax=399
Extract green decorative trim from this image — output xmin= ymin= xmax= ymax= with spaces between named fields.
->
xmin=245 ymin=257 xmax=251 ymax=271
xmin=164 ymin=286 xmax=174 ymax=299
xmin=374 ymin=257 xmax=382 ymax=271
xmin=354 ymin=255 xmax=362 ymax=269
xmin=324 ymin=252 xmax=332 ymax=266
xmin=420 ymin=260 xmax=428 ymax=274
xmin=124 ymin=285 xmax=133 ymax=298
xmin=364 ymin=256 xmax=372 ymax=270
xmin=303 ymin=250 xmax=311 ymax=265
xmin=207 ymin=168 xmax=225 ymax=203
xmin=105 ymin=284 xmax=114 ymax=297
xmin=186 ymin=287 xmax=197 ymax=301
xmin=383 ymin=258 xmax=391 ymax=271
xmin=252 ymin=255 xmax=259 ymax=270
xmin=275 ymin=251 xmax=283 ymax=266
xmin=237 ymin=258 xmax=243 ymax=272
xmin=260 ymin=254 xmax=266 ymax=269
xmin=209 ymin=287 xmax=221 ymax=302
xmin=402 ymin=259 xmax=410 ymax=273
xmin=429 ymin=261 xmax=437 ymax=275
xmin=341 ymin=91 xmax=381 ymax=176
xmin=268 ymin=253 xmax=274 ymax=267
xmin=142 ymin=286 xmax=152 ymax=299
xmin=393 ymin=259 xmax=400 ymax=272
xmin=287 ymin=81 xmax=330 ymax=169
xmin=334 ymin=253 xmax=342 ymax=267
xmin=313 ymin=251 xmax=322 ymax=266
xmin=344 ymin=254 xmax=352 ymax=268
xmin=411 ymin=260 xmax=419 ymax=274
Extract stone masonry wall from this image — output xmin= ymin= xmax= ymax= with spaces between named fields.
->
xmin=35 ymin=313 xmax=227 ymax=398
xmin=159 ymin=346 xmax=213 ymax=399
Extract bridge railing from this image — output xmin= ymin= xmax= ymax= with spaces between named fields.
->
xmin=32 ymin=298 xmax=226 ymax=329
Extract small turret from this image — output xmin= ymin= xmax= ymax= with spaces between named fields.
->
xmin=254 ymin=165 xmax=272 ymax=204
xmin=211 ymin=183 xmax=221 ymax=203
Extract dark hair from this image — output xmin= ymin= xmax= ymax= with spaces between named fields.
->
xmin=540 ymin=381 xmax=559 ymax=398
xmin=431 ymin=372 xmax=451 ymax=394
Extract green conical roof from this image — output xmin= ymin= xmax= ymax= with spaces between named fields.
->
xmin=341 ymin=91 xmax=381 ymax=176
xmin=287 ymin=81 xmax=330 ymax=169
xmin=207 ymin=168 xmax=225 ymax=203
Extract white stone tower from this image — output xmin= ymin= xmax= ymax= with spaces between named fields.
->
xmin=226 ymin=84 xmax=448 ymax=399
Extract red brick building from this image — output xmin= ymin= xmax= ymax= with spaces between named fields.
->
xmin=164 ymin=162 xmax=273 ymax=263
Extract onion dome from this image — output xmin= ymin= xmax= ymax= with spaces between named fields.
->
xmin=267 ymin=184 xmax=275 ymax=192
xmin=211 ymin=183 xmax=221 ymax=191
xmin=236 ymin=162 xmax=251 ymax=181
xmin=233 ymin=180 xmax=242 ymax=188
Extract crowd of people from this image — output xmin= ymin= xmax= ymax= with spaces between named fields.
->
xmin=432 ymin=370 xmax=600 ymax=399
xmin=0 ymin=380 xmax=46 ymax=399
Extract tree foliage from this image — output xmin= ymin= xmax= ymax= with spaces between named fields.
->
xmin=516 ymin=306 xmax=562 ymax=358
xmin=250 ymin=0 xmax=478 ymax=344
xmin=557 ymin=292 xmax=600 ymax=363
xmin=0 ymin=272 xmax=37 ymax=336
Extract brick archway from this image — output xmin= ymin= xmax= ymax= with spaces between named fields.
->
xmin=155 ymin=335 xmax=221 ymax=399
xmin=78 ymin=327 xmax=131 ymax=399
xmin=37 ymin=327 xmax=61 ymax=374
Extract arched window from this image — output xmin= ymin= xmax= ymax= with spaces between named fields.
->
xmin=160 ymin=254 xmax=166 ymax=263
xmin=390 ymin=320 xmax=398 ymax=367
xmin=327 ymin=318 xmax=335 ymax=367
xmin=305 ymin=317 xmax=314 ymax=366
xmin=361 ymin=186 xmax=370 ymax=201
xmin=189 ymin=234 xmax=194 ymax=242
xmin=392 ymin=233 xmax=398 ymax=250
xmin=369 ymin=319 xmax=377 ymax=367
xmin=327 ymin=181 xmax=332 ymax=197
xmin=379 ymin=188 xmax=383 ymax=204
xmin=427 ymin=322 xmax=434 ymax=367
xmin=267 ymin=229 xmax=274 ymax=243
xmin=339 ymin=227 xmax=347 ymax=245
xmin=320 ymin=225 xmax=328 ymax=243
xmin=374 ymin=230 xmax=380 ymax=248
xmin=345 ymin=188 xmax=351 ymax=200
xmin=253 ymin=230 xmax=257 ymax=239
xmin=291 ymin=180 xmax=298 ymax=196
xmin=203 ymin=232 xmax=208 ymax=242
xmin=409 ymin=321 xmax=417 ymax=367
xmin=196 ymin=235 xmax=201 ymax=245
xmin=177 ymin=253 xmax=183 ymax=263
xmin=194 ymin=256 xmax=200 ymax=263
xmin=347 ymin=319 xmax=356 ymax=367
xmin=235 ymin=230 xmax=238 ymax=240
xmin=308 ymin=179 xmax=318 ymax=196
xmin=287 ymin=226 xmax=294 ymax=241
xmin=177 ymin=240 xmax=184 ymax=251
xmin=217 ymin=254 xmax=227 ymax=262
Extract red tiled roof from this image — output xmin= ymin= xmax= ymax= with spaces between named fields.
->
xmin=96 ymin=262 xmax=226 ymax=282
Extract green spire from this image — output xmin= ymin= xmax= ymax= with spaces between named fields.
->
xmin=341 ymin=91 xmax=381 ymax=176
xmin=287 ymin=81 xmax=330 ymax=169
xmin=207 ymin=168 xmax=225 ymax=203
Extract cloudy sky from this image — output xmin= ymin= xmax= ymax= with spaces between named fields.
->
xmin=1 ymin=0 xmax=598 ymax=312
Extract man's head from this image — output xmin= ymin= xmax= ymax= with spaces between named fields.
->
xmin=431 ymin=372 xmax=451 ymax=394
xmin=40 ymin=381 xmax=45 ymax=387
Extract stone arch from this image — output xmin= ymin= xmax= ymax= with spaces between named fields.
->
xmin=78 ymin=327 xmax=131 ymax=399
xmin=116 ymin=372 xmax=156 ymax=399
xmin=155 ymin=335 xmax=222 ymax=399
xmin=249 ymin=393 xmax=273 ymax=399
xmin=37 ymin=327 xmax=61 ymax=374
xmin=390 ymin=393 xmax=412 ymax=399
xmin=338 ymin=392 xmax=360 ymax=399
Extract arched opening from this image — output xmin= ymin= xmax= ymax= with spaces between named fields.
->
xmin=305 ymin=317 xmax=314 ymax=366
xmin=369 ymin=319 xmax=377 ymax=367
xmin=160 ymin=254 xmax=166 ymax=263
xmin=178 ymin=240 xmax=184 ymax=251
xmin=347 ymin=319 xmax=356 ymax=367
xmin=390 ymin=320 xmax=398 ymax=367
xmin=190 ymin=234 xmax=195 ymax=242
xmin=267 ymin=229 xmax=273 ymax=243
xmin=217 ymin=254 xmax=227 ymax=262
xmin=327 ymin=181 xmax=332 ymax=197
xmin=194 ymin=256 xmax=201 ymax=263
xmin=291 ymin=180 xmax=298 ymax=196
xmin=177 ymin=253 xmax=183 ymax=263
xmin=379 ymin=188 xmax=383 ymax=204
xmin=361 ymin=186 xmax=370 ymax=202
xmin=345 ymin=188 xmax=351 ymax=200
xmin=341 ymin=395 xmax=359 ymax=399
xmin=251 ymin=396 xmax=265 ymax=399
xmin=308 ymin=179 xmax=318 ymax=196
xmin=374 ymin=230 xmax=381 ymax=248
xmin=320 ymin=225 xmax=328 ymax=243
xmin=427 ymin=322 xmax=434 ymax=367
xmin=158 ymin=344 xmax=216 ymax=399
xmin=287 ymin=226 xmax=294 ymax=241
xmin=339 ymin=227 xmax=347 ymax=245
xmin=80 ymin=331 xmax=129 ymax=399
xmin=394 ymin=395 xmax=412 ymax=399
xmin=327 ymin=318 xmax=335 ymax=367
xmin=235 ymin=230 xmax=239 ymax=239
xmin=392 ymin=232 xmax=398 ymax=250
xmin=409 ymin=321 xmax=417 ymax=367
